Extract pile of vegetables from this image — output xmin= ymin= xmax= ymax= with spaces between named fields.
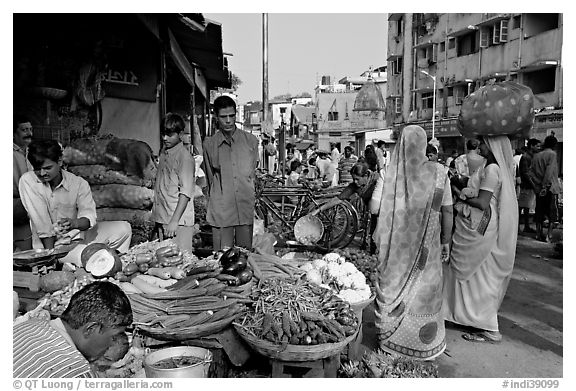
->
xmin=235 ymin=278 xmax=359 ymax=346
xmin=128 ymin=263 xmax=250 ymax=340
xmin=95 ymin=338 xmax=147 ymax=378
xmin=334 ymin=248 xmax=380 ymax=290
xmin=39 ymin=270 xmax=94 ymax=315
xmin=339 ymin=349 xmax=439 ymax=378
xmin=299 ymin=252 xmax=372 ymax=304
xmin=218 ymin=247 xmax=254 ymax=286
xmin=248 ymin=251 xmax=304 ymax=282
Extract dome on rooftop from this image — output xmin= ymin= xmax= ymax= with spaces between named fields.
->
xmin=353 ymin=77 xmax=385 ymax=112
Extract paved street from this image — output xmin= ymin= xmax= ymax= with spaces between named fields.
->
xmin=359 ymin=230 xmax=563 ymax=378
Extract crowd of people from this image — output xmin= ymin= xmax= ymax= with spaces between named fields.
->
xmin=13 ymin=93 xmax=563 ymax=376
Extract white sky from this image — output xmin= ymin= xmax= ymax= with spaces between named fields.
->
xmin=204 ymin=13 xmax=388 ymax=104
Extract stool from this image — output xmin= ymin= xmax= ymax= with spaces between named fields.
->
xmin=346 ymin=325 xmax=364 ymax=360
xmin=270 ymin=355 xmax=340 ymax=378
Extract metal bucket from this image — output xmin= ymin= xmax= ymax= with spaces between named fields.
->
xmin=144 ymin=346 xmax=212 ymax=378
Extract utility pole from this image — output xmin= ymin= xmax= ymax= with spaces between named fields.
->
xmin=262 ymin=13 xmax=269 ymax=138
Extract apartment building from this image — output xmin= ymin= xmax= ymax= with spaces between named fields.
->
xmin=387 ymin=13 xmax=563 ymax=159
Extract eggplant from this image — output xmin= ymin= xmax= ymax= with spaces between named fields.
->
xmin=219 ymin=247 xmax=241 ymax=268
xmin=223 ymin=256 xmax=248 ymax=275
xmin=236 ymin=267 xmax=254 ymax=285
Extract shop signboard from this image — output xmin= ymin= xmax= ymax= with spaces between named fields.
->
xmin=103 ymin=39 xmax=158 ymax=102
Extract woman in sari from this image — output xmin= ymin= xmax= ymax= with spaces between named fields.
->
xmin=443 ymin=135 xmax=518 ymax=343
xmin=374 ymin=125 xmax=453 ymax=360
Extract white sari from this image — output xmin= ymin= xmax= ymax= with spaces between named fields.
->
xmin=443 ymin=136 xmax=518 ymax=331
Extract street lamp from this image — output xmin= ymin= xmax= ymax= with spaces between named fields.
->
xmin=420 ymin=70 xmax=436 ymax=140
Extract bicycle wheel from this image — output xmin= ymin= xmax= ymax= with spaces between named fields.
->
xmin=331 ymin=199 xmax=359 ymax=249
xmin=311 ymin=199 xmax=358 ymax=249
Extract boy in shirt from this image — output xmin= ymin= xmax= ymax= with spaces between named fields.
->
xmin=151 ymin=113 xmax=196 ymax=251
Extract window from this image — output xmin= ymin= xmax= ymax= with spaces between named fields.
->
xmin=420 ymin=44 xmax=438 ymax=64
xmin=523 ymin=67 xmax=556 ymax=94
xmin=447 ymin=87 xmax=454 ymax=97
xmin=395 ymin=18 xmax=404 ymax=36
xmin=250 ymin=112 xmax=260 ymax=125
xmin=454 ymin=86 xmax=466 ymax=105
xmin=394 ymin=97 xmax=402 ymax=114
xmin=448 ymin=38 xmax=456 ymax=49
xmin=280 ymin=107 xmax=286 ymax=114
xmin=512 ymin=15 xmax=521 ymax=29
xmin=483 ymin=19 xmax=509 ymax=46
xmin=421 ymin=92 xmax=434 ymax=109
xmin=457 ymin=32 xmax=479 ymax=56
xmin=391 ymin=57 xmax=403 ymax=75
xmin=524 ymin=14 xmax=559 ymax=38
xmin=328 ymin=111 xmax=339 ymax=121
xmin=440 ymin=41 xmax=445 ymax=52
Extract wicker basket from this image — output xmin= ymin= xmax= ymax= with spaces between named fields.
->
xmin=349 ymin=293 xmax=375 ymax=322
xmin=233 ymin=324 xmax=358 ymax=362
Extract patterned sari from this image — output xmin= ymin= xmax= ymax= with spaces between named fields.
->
xmin=373 ymin=125 xmax=447 ymax=360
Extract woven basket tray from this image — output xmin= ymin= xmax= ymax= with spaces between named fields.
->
xmin=233 ymin=324 xmax=358 ymax=362
xmin=349 ymin=293 xmax=376 ymax=314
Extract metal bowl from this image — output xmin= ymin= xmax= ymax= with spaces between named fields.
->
xmin=293 ymin=214 xmax=324 ymax=245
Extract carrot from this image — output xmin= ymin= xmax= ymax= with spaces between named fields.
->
xmin=282 ymin=312 xmax=292 ymax=338
xmin=262 ymin=312 xmax=274 ymax=336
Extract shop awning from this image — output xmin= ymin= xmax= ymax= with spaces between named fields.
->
xmin=138 ymin=14 xmax=231 ymax=93
xmin=447 ymin=26 xmax=478 ymax=38
xmin=413 ymin=40 xmax=435 ymax=49
xmin=518 ymin=60 xmax=559 ymax=72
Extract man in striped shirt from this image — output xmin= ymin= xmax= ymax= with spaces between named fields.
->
xmin=14 ymin=281 xmax=132 ymax=378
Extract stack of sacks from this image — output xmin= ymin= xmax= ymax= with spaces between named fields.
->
xmin=63 ymin=136 xmax=157 ymax=244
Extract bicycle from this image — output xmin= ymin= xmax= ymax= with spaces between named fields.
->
xmin=254 ymin=172 xmax=358 ymax=249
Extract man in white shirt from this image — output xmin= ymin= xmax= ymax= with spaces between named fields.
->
xmin=19 ymin=139 xmax=132 ymax=266
xmin=375 ymin=140 xmax=389 ymax=173
xmin=315 ymin=152 xmax=332 ymax=181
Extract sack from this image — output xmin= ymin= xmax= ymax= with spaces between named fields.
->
xmin=457 ymin=81 xmax=535 ymax=138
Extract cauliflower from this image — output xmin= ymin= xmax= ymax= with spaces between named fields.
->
xmin=299 ymin=262 xmax=315 ymax=272
xmin=341 ymin=261 xmax=359 ymax=275
xmin=351 ymin=274 xmax=368 ymax=290
xmin=326 ymin=262 xmax=345 ymax=279
xmin=322 ymin=253 xmax=341 ymax=263
xmin=306 ymin=269 xmax=323 ymax=285
xmin=312 ymin=259 xmax=328 ymax=270
xmin=358 ymin=286 xmax=372 ymax=301
xmin=336 ymin=275 xmax=353 ymax=289
xmin=337 ymin=289 xmax=364 ymax=304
